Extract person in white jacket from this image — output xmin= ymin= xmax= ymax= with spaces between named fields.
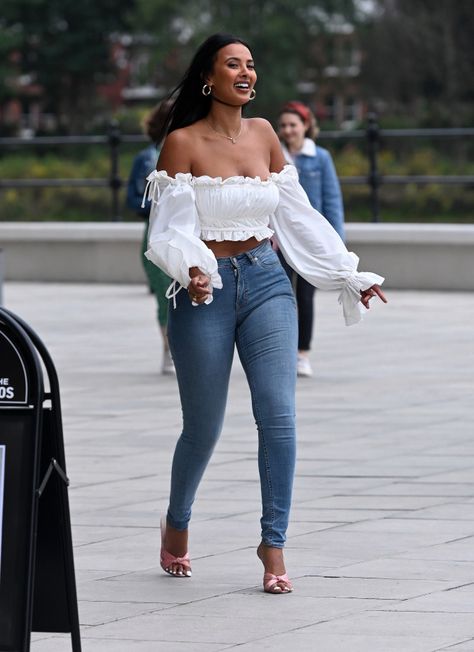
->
xmin=144 ymin=33 xmax=386 ymax=594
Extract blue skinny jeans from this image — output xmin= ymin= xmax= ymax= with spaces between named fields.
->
xmin=167 ymin=240 xmax=298 ymax=548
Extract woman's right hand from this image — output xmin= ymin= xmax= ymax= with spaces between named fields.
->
xmin=188 ymin=268 xmax=211 ymax=304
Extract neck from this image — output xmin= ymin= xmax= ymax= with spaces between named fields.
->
xmin=287 ymin=138 xmax=305 ymax=155
xmin=207 ymin=101 xmax=243 ymax=135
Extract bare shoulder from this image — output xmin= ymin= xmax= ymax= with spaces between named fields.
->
xmin=246 ymin=117 xmax=275 ymax=136
xmin=247 ymin=117 xmax=280 ymax=150
xmin=165 ymin=124 xmax=197 ymax=145
xmin=245 ymin=117 xmax=285 ymax=172
xmin=157 ymin=126 xmax=195 ymax=175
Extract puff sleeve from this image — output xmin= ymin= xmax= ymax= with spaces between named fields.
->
xmin=270 ymin=166 xmax=384 ymax=326
xmin=143 ymin=171 xmax=222 ymax=304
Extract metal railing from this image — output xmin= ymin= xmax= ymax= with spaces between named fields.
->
xmin=1 ymin=116 xmax=473 ymax=222
xmin=318 ymin=116 xmax=474 ymax=222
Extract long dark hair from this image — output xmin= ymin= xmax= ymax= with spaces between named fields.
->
xmin=156 ymin=33 xmax=251 ymax=143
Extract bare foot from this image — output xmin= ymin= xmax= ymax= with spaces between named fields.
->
xmin=162 ymin=521 xmax=191 ymax=577
xmin=257 ymin=542 xmax=292 ymax=593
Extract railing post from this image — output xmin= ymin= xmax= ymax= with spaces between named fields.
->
xmin=366 ymin=113 xmax=381 ymax=223
xmin=108 ymin=120 xmax=122 ymax=221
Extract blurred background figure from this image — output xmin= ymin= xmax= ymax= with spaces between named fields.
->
xmin=127 ymin=101 xmax=175 ymax=375
xmin=277 ymin=101 xmax=345 ymax=377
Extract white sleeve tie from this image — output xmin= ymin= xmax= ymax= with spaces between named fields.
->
xmin=141 ymin=171 xmax=161 ymax=208
xmin=165 ymin=280 xmax=182 ymax=309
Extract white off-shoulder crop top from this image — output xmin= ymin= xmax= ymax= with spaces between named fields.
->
xmin=142 ymin=165 xmax=384 ymax=325
xmin=144 ymin=169 xmax=278 ymax=242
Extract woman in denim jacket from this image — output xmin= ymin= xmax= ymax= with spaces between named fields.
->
xmin=278 ymin=101 xmax=345 ymax=377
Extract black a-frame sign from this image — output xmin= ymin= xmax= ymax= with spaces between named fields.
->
xmin=0 ymin=308 xmax=81 ymax=652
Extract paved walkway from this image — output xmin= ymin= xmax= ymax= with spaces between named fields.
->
xmin=4 ymin=282 xmax=474 ymax=652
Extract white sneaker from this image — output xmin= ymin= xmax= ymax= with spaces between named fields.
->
xmin=297 ymin=355 xmax=313 ymax=378
xmin=161 ymin=348 xmax=176 ymax=375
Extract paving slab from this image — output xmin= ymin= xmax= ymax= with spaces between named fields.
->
xmin=333 ymin=558 xmax=474 ymax=582
xmin=436 ymin=641 xmax=474 ymax=652
xmin=389 ymin=582 xmax=474 ymax=612
xmin=3 ymin=283 xmax=474 ymax=651
xmin=233 ymin=632 xmax=471 ymax=652
xmin=308 ymin=610 xmax=474 ymax=638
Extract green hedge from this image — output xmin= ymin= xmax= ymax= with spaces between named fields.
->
xmin=0 ymin=144 xmax=472 ymax=222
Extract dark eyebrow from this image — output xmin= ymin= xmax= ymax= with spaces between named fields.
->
xmin=225 ymin=56 xmax=255 ymax=64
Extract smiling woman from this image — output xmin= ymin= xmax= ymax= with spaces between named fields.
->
xmin=142 ymin=33 xmax=386 ymax=595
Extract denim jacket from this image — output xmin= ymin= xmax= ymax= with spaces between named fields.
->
xmin=282 ymin=139 xmax=345 ymax=240
xmin=127 ymin=144 xmax=159 ymax=218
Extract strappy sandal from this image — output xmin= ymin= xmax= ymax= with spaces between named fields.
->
xmin=263 ymin=572 xmax=293 ymax=594
xmin=160 ymin=517 xmax=192 ymax=577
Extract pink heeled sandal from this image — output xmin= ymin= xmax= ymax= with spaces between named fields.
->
xmin=263 ymin=572 xmax=293 ymax=594
xmin=160 ymin=517 xmax=192 ymax=578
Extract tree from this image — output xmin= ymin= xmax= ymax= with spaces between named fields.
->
xmin=132 ymin=0 xmax=359 ymax=122
xmin=0 ymin=23 xmax=21 ymax=103
xmin=0 ymin=0 xmax=135 ymax=132
xmin=359 ymin=0 xmax=474 ymax=126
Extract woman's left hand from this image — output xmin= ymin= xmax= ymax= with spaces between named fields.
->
xmin=188 ymin=268 xmax=211 ymax=304
xmin=360 ymin=284 xmax=387 ymax=310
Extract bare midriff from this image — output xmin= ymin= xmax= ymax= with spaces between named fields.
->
xmin=203 ymin=236 xmax=265 ymax=258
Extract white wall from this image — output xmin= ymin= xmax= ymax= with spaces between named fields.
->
xmin=1 ymin=222 xmax=473 ymax=290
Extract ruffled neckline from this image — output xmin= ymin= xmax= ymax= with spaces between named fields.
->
xmin=148 ymin=164 xmax=296 ymax=186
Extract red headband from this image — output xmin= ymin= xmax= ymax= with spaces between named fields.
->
xmin=281 ymin=101 xmax=311 ymax=123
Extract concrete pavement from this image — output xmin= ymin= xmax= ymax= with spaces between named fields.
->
xmin=4 ymin=282 xmax=474 ymax=652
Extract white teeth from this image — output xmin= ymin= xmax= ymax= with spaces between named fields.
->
xmin=235 ymin=83 xmax=249 ymax=89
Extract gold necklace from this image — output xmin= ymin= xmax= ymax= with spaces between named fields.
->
xmin=206 ymin=119 xmax=243 ymax=144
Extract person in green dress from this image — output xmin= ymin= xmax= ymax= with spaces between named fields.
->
xmin=127 ymin=102 xmax=175 ymax=374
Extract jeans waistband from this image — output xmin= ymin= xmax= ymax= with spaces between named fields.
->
xmin=216 ymin=239 xmax=272 ymax=269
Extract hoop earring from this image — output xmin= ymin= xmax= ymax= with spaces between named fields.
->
xmin=249 ymin=88 xmax=256 ymax=100
xmin=202 ymin=84 xmax=212 ymax=96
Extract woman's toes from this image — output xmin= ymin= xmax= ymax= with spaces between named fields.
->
xmin=165 ymin=564 xmax=193 ymax=577
xmin=165 ymin=562 xmax=192 ymax=577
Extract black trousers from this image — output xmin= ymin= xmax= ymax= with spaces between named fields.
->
xmin=278 ymin=251 xmax=315 ymax=351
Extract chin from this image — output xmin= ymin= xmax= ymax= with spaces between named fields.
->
xmin=232 ymin=93 xmax=251 ymax=103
